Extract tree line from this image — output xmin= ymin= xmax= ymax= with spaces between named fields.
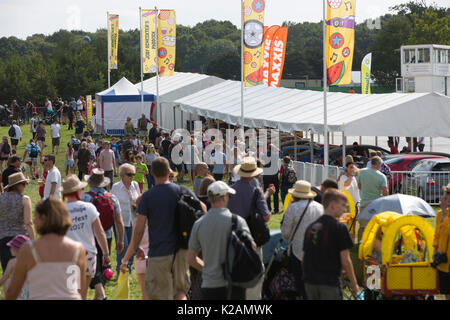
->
xmin=0 ymin=0 xmax=448 ymax=106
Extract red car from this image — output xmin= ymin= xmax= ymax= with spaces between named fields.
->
xmin=385 ymin=154 xmax=446 ymax=193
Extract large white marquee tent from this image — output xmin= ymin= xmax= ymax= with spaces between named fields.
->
xmin=174 ymin=80 xmax=450 ymax=137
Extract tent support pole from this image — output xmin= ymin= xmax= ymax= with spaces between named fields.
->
xmin=107 ymin=11 xmax=111 ymax=89
xmin=294 ymin=132 xmax=297 ymax=161
xmin=310 ymin=132 xmax=314 ymax=163
xmin=359 ymin=136 xmax=362 ymax=145
xmin=430 ymin=137 xmax=433 ymax=152
xmin=375 ymin=136 xmax=378 ymax=146
xmin=155 ymin=7 xmax=160 ymax=129
xmin=322 ymin=0 xmax=329 ymax=176
xmin=181 ymin=106 xmax=184 ymax=129
xmin=173 ymin=105 xmax=176 ymax=130
xmin=342 ymin=130 xmax=346 ymax=166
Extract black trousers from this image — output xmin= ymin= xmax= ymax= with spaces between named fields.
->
xmin=89 ymin=236 xmax=113 ymax=289
xmin=213 ymin=173 xmax=224 ymax=182
xmin=288 ymin=254 xmax=308 ymax=299
xmin=0 ymin=236 xmax=14 ymax=272
xmin=201 ymin=286 xmax=246 ymax=300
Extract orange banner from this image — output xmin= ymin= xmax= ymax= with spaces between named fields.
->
xmin=269 ymin=26 xmax=288 ymax=87
xmin=262 ymin=25 xmax=280 ymax=86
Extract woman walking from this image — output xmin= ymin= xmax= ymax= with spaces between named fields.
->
xmin=0 ymin=172 xmax=35 ymax=272
xmin=144 ymin=144 xmax=159 ymax=190
xmin=5 ymin=197 xmax=86 ymax=300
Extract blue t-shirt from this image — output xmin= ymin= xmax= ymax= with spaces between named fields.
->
xmin=70 ymin=101 xmax=77 ymax=111
xmin=137 ymin=183 xmax=195 ymax=257
xmin=110 ymin=144 xmax=119 ymax=159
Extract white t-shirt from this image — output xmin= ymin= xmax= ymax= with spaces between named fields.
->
xmin=338 ymin=175 xmax=361 ymax=204
xmin=44 ymin=166 xmax=62 ymax=199
xmin=65 ymin=201 xmax=100 ymax=254
xmin=76 ymin=99 xmax=83 ymax=111
xmin=50 ymin=124 xmax=61 ymax=138
xmin=46 ymin=100 xmax=53 ymax=111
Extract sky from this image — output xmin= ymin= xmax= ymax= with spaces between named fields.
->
xmin=0 ymin=0 xmax=448 ymax=39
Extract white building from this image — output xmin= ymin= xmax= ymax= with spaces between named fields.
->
xmin=398 ymin=44 xmax=450 ymax=95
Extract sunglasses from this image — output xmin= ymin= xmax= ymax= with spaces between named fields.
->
xmin=126 ymin=173 xmax=135 ymax=177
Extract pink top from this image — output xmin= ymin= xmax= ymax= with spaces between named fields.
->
xmin=27 ymin=241 xmax=82 ymax=300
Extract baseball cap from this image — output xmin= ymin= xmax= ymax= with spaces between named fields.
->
xmin=7 ymin=235 xmax=30 ymax=251
xmin=207 ymin=181 xmax=236 ymax=197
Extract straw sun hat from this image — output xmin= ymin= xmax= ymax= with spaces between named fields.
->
xmin=61 ymin=175 xmax=88 ymax=194
xmin=84 ymin=168 xmax=110 ymax=189
xmin=288 ymin=180 xmax=317 ymax=199
xmin=233 ymin=157 xmax=263 ymax=178
xmin=4 ymin=172 xmax=30 ymax=191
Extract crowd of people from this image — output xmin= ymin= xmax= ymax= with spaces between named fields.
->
xmin=0 ymin=108 xmax=448 ymax=301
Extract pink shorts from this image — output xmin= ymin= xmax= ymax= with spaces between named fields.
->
xmin=86 ymin=251 xmax=97 ymax=278
xmin=135 ymin=257 xmax=148 ymax=274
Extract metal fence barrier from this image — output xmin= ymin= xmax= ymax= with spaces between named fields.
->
xmin=290 ymin=161 xmax=341 ymax=187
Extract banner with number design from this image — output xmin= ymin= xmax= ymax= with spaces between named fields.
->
xmin=157 ymin=10 xmax=176 ymax=77
xmin=268 ymin=26 xmax=288 ymax=87
xmin=141 ymin=10 xmax=158 ymax=74
xmin=325 ymin=0 xmax=356 ymax=86
xmin=262 ymin=25 xmax=280 ymax=86
xmin=243 ymin=0 xmax=266 ymax=87
xmin=108 ymin=14 xmax=119 ymax=70
xmin=361 ymin=53 xmax=372 ymax=94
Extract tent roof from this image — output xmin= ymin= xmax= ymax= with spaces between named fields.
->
xmin=97 ymin=77 xmax=154 ymax=102
xmin=135 ymin=72 xmax=225 ymax=103
xmin=175 ymin=80 xmax=450 ymax=137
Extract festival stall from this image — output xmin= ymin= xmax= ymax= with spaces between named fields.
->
xmin=95 ymin=77 xmax=155 ymax=135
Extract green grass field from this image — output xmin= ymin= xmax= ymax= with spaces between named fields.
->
xmin=0 ymin=123 xmax=442 ymax=300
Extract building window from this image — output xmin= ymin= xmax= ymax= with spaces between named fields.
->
xmin=404 ymin=49 xmax=416 ymax=64
xmin=417 ymin=48 xmax=430 ymax=63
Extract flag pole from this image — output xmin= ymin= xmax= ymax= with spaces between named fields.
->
xmin=240 ymin=0 xmax=244 ymax=131
xmin=155 ymin=7 xmax=160 ymax=128
xmin=140 ymin=7 xmax=144 ymax=116
xmin=107 ymin=11 xmax=111 ymax=88
xmin=323 ymin=0 xmax=329 ymax=168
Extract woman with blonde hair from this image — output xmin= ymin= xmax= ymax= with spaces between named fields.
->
xmin=6 ymin=197 xmax=87 ymax=300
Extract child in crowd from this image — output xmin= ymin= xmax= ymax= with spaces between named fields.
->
xmin=88 ymin=155 xmax=97 ymax=174
xmin=0 ymin=235 xmax=30 ymax=300
xmin=65 ymin=141 xmax=75 ymax=176
xmin=134 ymin=155 xmax=148 ymax=193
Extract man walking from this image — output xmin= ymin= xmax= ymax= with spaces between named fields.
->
xmin=97 ymin=141 xmax=117 ymax=190
xmin=50 ymin=118 xmax=61 ymax=155
xmin=9 ymin=120 xmax=21 ymax=153
xmin=188 ymin=181 xmax=254 ymax=300
xmin=119 ymin=157 xmax=200 ymax=300
xmin=137 ymin=114 xmax=150 ymax=143
xmin=357 ymin=156 xmax=388 ymax=241
xmin=43 ymin=154 xmax=62 ymax=200
xmin=227 ymin=157 xmax=271 ymax=300
xmin=302 ymin=189 xmax=359 ymax=300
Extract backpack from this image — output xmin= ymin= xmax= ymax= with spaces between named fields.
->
xmin=29 ymin=144 xmax=39 ymax=158
xmin=72 ymin=139 xmax=80 ymax=151
xmin=88 ymin=192 xmax=115 ymax=230
xmin=8 ymin=126 xmax=15 ymax=138
xmin=282 ymin=165 xmax=297 ymax=185
xmin=223 ymin=214 xmax=264 ymax=291
xmin=175 ymin=186 xmax=204 ymax=250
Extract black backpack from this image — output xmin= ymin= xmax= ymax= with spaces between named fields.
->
xmin=223 ymin=214 xmax=264 ymax=292
xmin=246 ymin=188 xmax=270 ymax=247
xmin=8 ymin=126 xmax=15 ymax=138
xmin=175 ymin=186 xmax=204 ymax=250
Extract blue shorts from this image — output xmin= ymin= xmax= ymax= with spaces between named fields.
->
xmin=65 ymin=159 xmax=75 ymax=168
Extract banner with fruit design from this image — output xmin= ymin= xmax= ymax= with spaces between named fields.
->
xmin=108 ymin=14 xmax=119 ymax=70
xmin=262 ymin=25 xmax=280 ymax=86
xmin=141 ymin=10 xmax=158 ymax=74
xmin=361 ymin=52 xmax=372 ymax=94
xmin=268 ymin=26 xmax=288 ymax=87
xmin=243 ymin=0 xmax=266 ymax=87
xmin=325 ymin=0 xmax=356 ymax=86
xmin=158 ymin=10 xmax=176 ymax=77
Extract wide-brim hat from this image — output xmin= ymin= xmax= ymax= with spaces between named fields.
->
xmin=84 ymin=168 xmax=110 ymax=189
xmin=233 ymin=157 xmax=263 ymax=178
xmin=288 ymin=180 xmax=316 ymax=199
xmin=61 ymin=174 xmax=88 ymax=194
xmin=4 ymin=172 xmax=30 ymax=191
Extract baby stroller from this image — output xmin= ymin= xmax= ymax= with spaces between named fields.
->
xmin=45 ymin=109 xmax=56 ymax=125
xmin=261 ymin=230 xmax=299 ymax=300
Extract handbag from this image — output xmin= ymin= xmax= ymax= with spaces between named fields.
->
xmin=246 ymin=187 xmax=270 ymax=247
xmin=126 ymin=183 xmax=138 ymax=219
